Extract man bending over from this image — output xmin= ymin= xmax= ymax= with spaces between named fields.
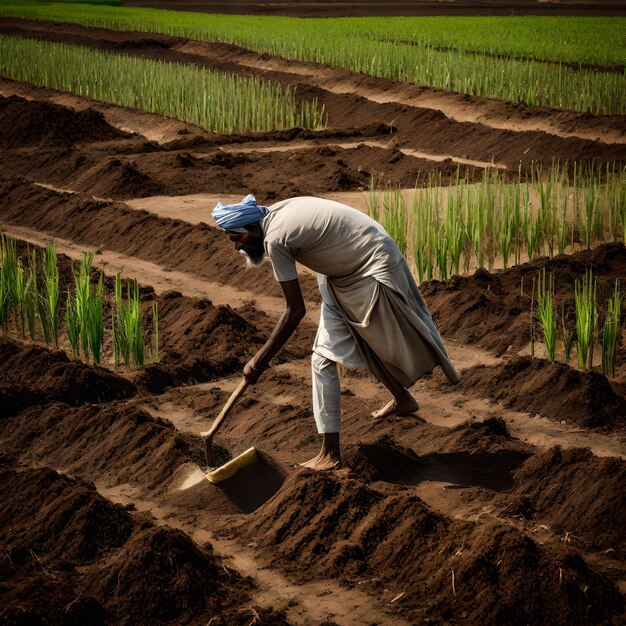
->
xmin=212 ymin=195 xmax=460 ymax=470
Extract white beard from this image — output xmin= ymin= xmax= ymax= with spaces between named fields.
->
xmin=239 ymin=248 xmax=266 ymax=268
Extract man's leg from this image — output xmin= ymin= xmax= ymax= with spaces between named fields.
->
xmin=314 ymin=273 xmax=417 ymax=423
xmin=371 ymin=375 xmax=419 ymax=419
xmin=300 ymin=352 xmax=342 ymax=470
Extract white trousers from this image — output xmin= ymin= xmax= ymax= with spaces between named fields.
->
xmin=311 ymin=352 xmax=342 ymax=434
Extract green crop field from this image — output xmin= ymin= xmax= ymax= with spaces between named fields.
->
xmin=1 ymin=3 xmax=624 ymax=114
xmin=367 ymin=162 xmax=625 ymax=283
xmin=0 ymin=35 xmax=326 ymax=133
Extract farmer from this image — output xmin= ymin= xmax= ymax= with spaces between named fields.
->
xmin=212 ymin=195 xmax=460 ymax=470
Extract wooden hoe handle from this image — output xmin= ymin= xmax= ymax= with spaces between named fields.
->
xmin=201 ymin=378 xmax=249 ymax=443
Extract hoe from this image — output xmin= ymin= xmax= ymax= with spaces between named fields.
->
xmin=201 ymin=378 xmax=258 ymax=484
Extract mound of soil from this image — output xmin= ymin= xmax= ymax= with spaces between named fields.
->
xmin=245 ymin=470 xmax=448 ymax=580
xmin=150 ymin=290 xmax=312 ymax=377
xmin=344 ymin=435 xmax=422 ymax=483
xmin=427 ymin=523 xmax=623 ymax=625
xmin=344 ymin=421 xmax=532 ymax=492
xmin=460 ymin=356 xmax=626 ymax=430
xmin=0 ymin=177 xmax=318 ymax=301
xmin=503 ymin=447 xmax=626 ymax=551
xmin=0 ymin=464 xmax=134 ymax=564
xmin=0 ymin=337 xmax=135 ymax=417
xmin=0 ymin=554 xmax=107 ymax=626
xmin=156 ymin=290 xmax=262 ymax=364
xmin=124 ymin=141 xmax=477 ymax=200
xmin=1 ymin=238 xmax=308 ymax=397
xmin=421 ymin=242 xmax=626 ymax=356
xmin=84 ymin=526 xmax=246 ymax=624
xmin=0 ymin=95 xmax=129 ymax=146
xmin=0 ymin=402 xmax=204 ymax=492
xmin=431 ymin=416 xmax=532 ymax=455
xmin=73 ymin=158 xmax=164 ymax=199
xmin=0 ymin=459 xmax=274 ymax=625
xmin=132 ymin=290 xmax=276 ymax=392
xmin=243 ymin=470 xmax=623 ymax=623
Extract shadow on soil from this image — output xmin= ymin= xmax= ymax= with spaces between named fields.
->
xmin=214 ymin=451 xmax=286 ymax=513
xmin=408 ymin=451 xmax=531 ymax=491
xmin=348 ymin=441 xmax=530 ymax=491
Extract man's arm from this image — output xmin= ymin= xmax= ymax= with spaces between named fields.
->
xmin=244 ymin=278 xmax=306 ymax=384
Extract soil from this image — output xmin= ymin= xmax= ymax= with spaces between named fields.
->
xmin=503 ymin=446 xmax=626 ymax=550
xmin=0 ymin=457 xmax=287 ymax=625
xmin=420 ymin=242 xmax=626 ymax=357
xmin=0 ymin=15 xmax=625 ymax=626
xmin=459 ymin=356 xmax=626 ymax=430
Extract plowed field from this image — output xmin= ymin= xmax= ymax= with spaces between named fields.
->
xmin=1 ymin=15 xmax=625 ymax=626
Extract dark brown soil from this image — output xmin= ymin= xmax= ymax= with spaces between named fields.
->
xmin=82 ymin=526 xmax=245 ymax=624
xmin=0 ymin=94 xmax=130 ymax=147
xmin=0 ymin=403 xmax=200 ymax=488
xmin=0 ymin=463 xmax=134 ymax=564
xmin=73 ymin=158 xmax=166 ymax=199
xmin=239 ymin=469 xmax=623 ymax=624
xmin=460 ymin=356 xmax=626 ymax=430
xmin=132 ymin=289 xmax=271 ymax=390
xmin=503 ymin=447 xmax=626 ymax=551
xmin=0 ymin=336 xmax=136 ymax=417
xmin=344 ymin=419 xmax=534 ymax=487
xmin=0 ymin=94 xmax=487 ymax=200
xmin=421 ymin=242 xmax=626 ymax=357
xmin=0 ymin=458 xmax=284 ymax=625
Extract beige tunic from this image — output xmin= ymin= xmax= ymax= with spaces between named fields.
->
xmin=262 ymin=197 xmax=460 ymax=387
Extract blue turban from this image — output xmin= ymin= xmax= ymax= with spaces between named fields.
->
xmin=212 ymin=194 xmax=268 ymax=230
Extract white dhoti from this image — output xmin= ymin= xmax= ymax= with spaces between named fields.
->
xmin=311 ymin=259 xmax=460 ymax=433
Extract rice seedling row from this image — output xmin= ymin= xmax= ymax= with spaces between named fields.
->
xmin=113 ymin=272 xmax=158 ymax=367
xmin=367 ymin=162 xmax=625 ymax=283
xmin=0 ymin=235 xmax=158 ymax=368
xmin=1 ymin=4 xmax=624 ymax=114
xmin=0 ymin=35 xmax=326 ymax=134
xmin=527 ymin=267 xmax=622 ymax=377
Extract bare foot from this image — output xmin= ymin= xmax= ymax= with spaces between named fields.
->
xmin=371 ymin=397 xmax=419 ymax=419
xmin=299 ymin=451 xmax=342 ymax=471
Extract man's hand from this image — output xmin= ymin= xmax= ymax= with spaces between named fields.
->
xmin=243 ymin=358 xmax=266 ymax=384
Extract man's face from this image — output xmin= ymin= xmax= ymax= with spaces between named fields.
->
xmin=227 ymin=227 xmax=265 ymax=267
